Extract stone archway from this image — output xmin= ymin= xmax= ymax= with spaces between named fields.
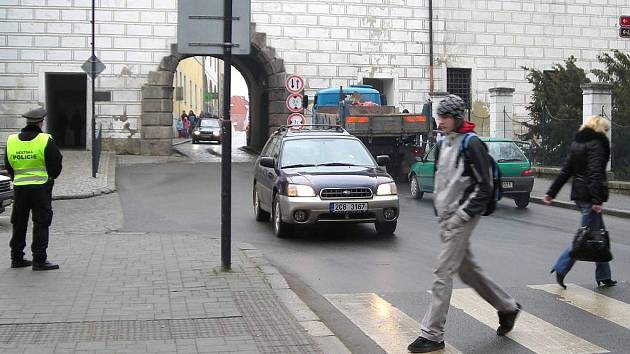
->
xmin=138 ymin=26 xmax=288 ymax=156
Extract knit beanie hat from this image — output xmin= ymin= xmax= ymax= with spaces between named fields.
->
xmin=437 ymin=94 xmax=466 ymax=120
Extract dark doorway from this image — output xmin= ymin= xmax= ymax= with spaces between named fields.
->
xmin=45 ymin=73 xmax=87 ymax=148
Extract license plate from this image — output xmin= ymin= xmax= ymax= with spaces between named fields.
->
xmin=502 ymin=181 xmax=513 ymax=189
xmin=329 ymin=202 xmax=368 ymax=213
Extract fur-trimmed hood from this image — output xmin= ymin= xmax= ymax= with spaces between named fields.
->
xmin=574 ymin=127 xmax=610 ymax=159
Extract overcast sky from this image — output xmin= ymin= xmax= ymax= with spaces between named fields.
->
xmin=231 ymin=67 xmax=248 ymax=98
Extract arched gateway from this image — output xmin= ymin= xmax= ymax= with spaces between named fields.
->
xmin=138 ymin=26 xmax=288 ymax=155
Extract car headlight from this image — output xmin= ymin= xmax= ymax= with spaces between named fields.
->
xmin=193 ymin=131 xmax=201 ymax=135
xmin=376 ymin=182 xmax=397 ymax=196
xmin=287 ymin=184 xmax=315 ymax=197
xmin=212 ymin=131 xmax=220 ymax=136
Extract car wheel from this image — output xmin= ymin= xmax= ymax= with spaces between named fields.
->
xmin=410 ymin=174 xmax=424 ymax=200
xmin=192 ymin=139 xmax=198 ymax=144
xmin=253 ymin=187 xmax=270 ymax=222
xmin=514 ymin=194 xmax=530 ymax=209
xmin=375 ymin=221 xmax=397 ymax=235
xmin=273 ymin=196 xmax=293 ymax=238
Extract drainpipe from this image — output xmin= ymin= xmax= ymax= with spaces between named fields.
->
xmin=429 ymin=0 xmax=434 ymax=94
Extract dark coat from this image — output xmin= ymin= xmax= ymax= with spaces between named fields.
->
xmin=546 ymin=127 xmax=610 ymax=204
xmin=4 ymin=125 xmax=63 ymax=189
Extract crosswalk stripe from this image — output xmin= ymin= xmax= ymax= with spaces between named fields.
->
xmin=325 ymin=293 xmax=463 ymax=354
xmin=530 ymin=283 xmax=630 ymax=330
xmin=451 ymin=288 xmax=608 ymax=354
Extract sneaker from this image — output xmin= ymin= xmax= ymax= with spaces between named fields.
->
xmin=407 ymin=336 xmax=445 ymax=353
xmin=11 ymin=259 xmax=32 ymax=268
xmin=497 ymin=303 xmax=521 ymax=336
xmin=32 ymin=261 xmax=59 ymax=271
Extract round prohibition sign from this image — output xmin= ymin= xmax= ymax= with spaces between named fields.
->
xmin=287 ymin=113 xmax=306 ymax=129
xmin=286 ymin=94 xmax=304 ymax=113
xmin=285 ymin=75 xmax=304 ymax=94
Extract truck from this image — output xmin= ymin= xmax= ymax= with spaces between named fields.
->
xmin=310 ymin=85 xmax=432 ymax=179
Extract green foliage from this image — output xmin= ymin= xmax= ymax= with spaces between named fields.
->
xmin=520 ymin=56 xmax=590 ymax=165
xmin=592 ymin=50 xmax=630 ymax=179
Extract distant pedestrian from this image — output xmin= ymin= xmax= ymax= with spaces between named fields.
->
xmin=182 ymin=116 xmax=191 ymax=138
xmin=188 ymin=110 xmax=197 ymax=136
xmin=4 ymin=107 xmax=63 ymax=271
xmin=175 ymin=117 xmax=184 ymax=138
xmin=545 ymin=115 xmax=617 ymax=288
xmin=408 ymin=95 xmax=520 ymax=353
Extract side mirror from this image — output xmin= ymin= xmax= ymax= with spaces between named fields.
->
xmin=415 ymin=156 xmax=424 ymax=162
xmin=380 ymin=94 xmax=388 ymax=106
xmin=302 ymin=95 xmax=309 ymax=108
xmin=376 ymin=155 xmax=390 ymax=166
xmin=260 ymin=157 xmax=275 ymax=168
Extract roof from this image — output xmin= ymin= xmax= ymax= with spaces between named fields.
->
xmin=274 ymin=125 xmax=351 ymax=139
xmin=479 ymin=137 xmax=519 ymax=143
xmin=315 ymin=85 xmax=379 ymax=96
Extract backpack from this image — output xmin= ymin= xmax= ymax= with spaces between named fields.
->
xmin=437 ymin=133 xmax=502 ymax=216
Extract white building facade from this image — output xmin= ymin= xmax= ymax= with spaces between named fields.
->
xmin=1 ymin=0 xmax=629 ymax=154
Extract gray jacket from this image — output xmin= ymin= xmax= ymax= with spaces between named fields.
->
xmin=433 ymin=132 xmax=493 ymax=221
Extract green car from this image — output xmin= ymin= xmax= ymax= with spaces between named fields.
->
xmin=408 ymin=137 xmax=534 ymax=208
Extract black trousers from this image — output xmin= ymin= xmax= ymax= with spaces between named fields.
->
xmin=10 ymin=186 xmax=53 ymax=262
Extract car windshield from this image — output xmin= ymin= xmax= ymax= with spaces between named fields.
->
xmin=280 ymin=138 xmax=375 ymax=168
xmin=486 ymin=141 xmax=527 ymax=162
xmin=200 ymin=119 xmax=220 ymax=128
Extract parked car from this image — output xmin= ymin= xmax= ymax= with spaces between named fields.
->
xmin=253 ymin=125 xmax=399 ymax=237
xmin=0 ymin=174 xmax=14 ymax=214
xmin=192 ymin=118 xmax=222 ymax=144
xmin=408 ymin=137 xmax=534 ymax=208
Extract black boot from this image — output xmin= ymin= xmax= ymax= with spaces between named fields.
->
xmin=32 ymin=260 xmax=59 ymax=271
xmin=551 ymin=269 xmax=567 ymax=289
xmin=497 ymin=303 xmax=521 ymax=336
xmin=407 ymin=336 xmax=445 ymax=353
xmin=11 ymin=259 xmax=32 ymax=268
xmin=597 ymin=279 xmax=617 ymax=287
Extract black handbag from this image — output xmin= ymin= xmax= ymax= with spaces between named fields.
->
xmin=570 ymin=226 xmax=613 ymax=262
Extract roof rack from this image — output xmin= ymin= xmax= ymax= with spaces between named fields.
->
xmin=276 ymin=124 xmax=347 ymax=134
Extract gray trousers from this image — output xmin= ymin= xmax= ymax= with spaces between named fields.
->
xmin=420 ymin=214 xmax=518 ymax=342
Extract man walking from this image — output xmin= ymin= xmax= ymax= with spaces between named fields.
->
xmin=5 ymin=107 xmax=63 ymax=271
xmin=408 ymin=95 xmax=520 ymax=353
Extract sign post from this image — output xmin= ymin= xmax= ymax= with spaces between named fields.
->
xmin=284 ymin=75 xmax=305 ymax=128
xmin=178 ymin=0 xmax=252 ymax=270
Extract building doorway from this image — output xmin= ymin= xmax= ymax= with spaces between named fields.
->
xmin=45 ymin=73 xmax=87 ymax=148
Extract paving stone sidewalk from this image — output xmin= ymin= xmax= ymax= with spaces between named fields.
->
xmin=52 ymin=150 xmax=117 ymax=200
xmin=0 ymin=156 xmax=346 ymax=353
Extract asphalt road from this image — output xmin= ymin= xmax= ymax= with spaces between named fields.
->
xmin=116 ymin=145 xmax=630 ymax=354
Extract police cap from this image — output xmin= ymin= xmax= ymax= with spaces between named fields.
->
xmin=22 ymin=107 xmax=47 ymax=124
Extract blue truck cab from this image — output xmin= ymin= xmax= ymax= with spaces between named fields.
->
xmin=312 ymin=85 xmax=383 ymax=116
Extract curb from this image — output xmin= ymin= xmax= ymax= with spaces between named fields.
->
xmin=237 ymin=243 xmax=351 ymax=354
xmin=53 ymin=152 xmax=117 ymax=201
xmin=530 ymin=194 xmax=630 ymax=219
xmin=172 ymin=139 xmax=192 ymax=147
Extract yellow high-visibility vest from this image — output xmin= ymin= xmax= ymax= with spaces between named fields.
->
xmin=7 ymin=133 xmax=51 ymax=186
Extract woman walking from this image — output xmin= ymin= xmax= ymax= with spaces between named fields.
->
xmin=544 ymin=115 xmax=617 ymax=288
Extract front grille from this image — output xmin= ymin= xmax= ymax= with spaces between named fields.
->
xmin=0 ymin=181 xmax=10 ymax=193
xmin=318 ymin=212 xmax=375 ymax=221
xmin=319 ymin=187 xmax=372 ymax=199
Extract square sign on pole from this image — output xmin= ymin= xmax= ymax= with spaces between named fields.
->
xmin=178 ymin=0 xmax=251 ymax=55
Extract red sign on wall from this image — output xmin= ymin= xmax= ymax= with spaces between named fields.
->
xmin=620 ymin=16 xmax=630 ymax=27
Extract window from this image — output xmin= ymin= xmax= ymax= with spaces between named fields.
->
xmin=425 ymin=145 xmax=437 ymax=162
xmin=447 ymin=68 xmax=472 ymax=109
xmin=280 ymin=138 xmax=375 ymax=168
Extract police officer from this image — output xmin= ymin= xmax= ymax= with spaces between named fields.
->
xmin=4 ymin=107 xmax=62 ymax=270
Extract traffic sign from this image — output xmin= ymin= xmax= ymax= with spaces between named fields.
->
xmin=620 ymin=15 xmax=630 ymax=27
xmin=286 ymin=94 xmax=304 ymax=113
xmin=621 ymin=27 xmax=630 ymax=38
xmin=285 ymin=75 xmax=304 ymax=93
xmin=178 ymin=0 xmax=251 ymax=55
xmin=81 ymin=55 xmax=105 ymax=79
xmin=287 ymin=113 xmax=305 ymax=129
